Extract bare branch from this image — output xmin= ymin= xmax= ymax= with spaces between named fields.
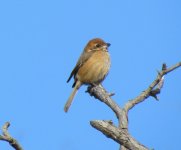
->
xmin=87 ymin=84 xmax=129 ymax=129
xmin=87 ymin=84 xmax=122 ymax=120
xmin=150 ymin=64 xmax=166 ymax=100
xmin=164 ymin=61 xmax=181 ymax=74
xmin=90 ymin=120 xmax=148 ymax=150
xmin=87 ymin=61 xmax=181 ymax=150
xmin=124 ymin=62 xmax=181 ymax=113
xmin=0 ymin=122 xmax=23 ymax=150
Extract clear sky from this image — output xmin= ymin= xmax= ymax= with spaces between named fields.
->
xmin=0 ymin=0 xmax=181 ymax=150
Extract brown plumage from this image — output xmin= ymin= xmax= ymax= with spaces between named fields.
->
xmin=64 ymin=38 xmax=111 ymax=112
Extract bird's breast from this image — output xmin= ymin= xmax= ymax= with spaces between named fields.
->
xmin=76 ymin=51 xmax=111 ymax=84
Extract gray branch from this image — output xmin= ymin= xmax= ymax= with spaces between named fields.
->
xmin=0 ymin=122 xmax=23 ymax=150
xmin=90 ymin=120 xmax=148 ymax=150
xmin=87 ymin=62 xmax=181 ymax=150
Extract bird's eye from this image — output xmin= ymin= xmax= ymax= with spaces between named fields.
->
xmin=95 ymin=44 xmax=101 ymax=48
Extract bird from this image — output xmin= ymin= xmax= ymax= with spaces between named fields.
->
xmin=64 ymin=38 xmax=111 ymax=112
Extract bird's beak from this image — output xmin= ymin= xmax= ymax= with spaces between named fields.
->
xmin=106 ymin=43 xmax=111 ymax=47
xmin=102 ymin=43 xmax=111 ymax=51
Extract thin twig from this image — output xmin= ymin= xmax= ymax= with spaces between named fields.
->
xmin=164 ymin=62 xmax=181 ymax=74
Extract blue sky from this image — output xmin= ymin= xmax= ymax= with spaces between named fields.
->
xmin=0 ymin=0 xmax=181 ymax=150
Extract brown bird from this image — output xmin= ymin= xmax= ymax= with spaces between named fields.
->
xmin=64 ymin=38 xmax=111 ymax=112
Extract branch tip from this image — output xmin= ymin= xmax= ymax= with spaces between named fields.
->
xmin=108 ymin=92 xmax=115 ymax=97
xmin=162 ymin=63 xmax=167 ymax=71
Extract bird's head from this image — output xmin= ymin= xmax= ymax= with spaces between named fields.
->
xmin=84 ymin=38 xmax=111 ymax=52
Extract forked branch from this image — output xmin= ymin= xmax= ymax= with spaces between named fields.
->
xmin=124 ymin=62 xmax=181 ymax=113
xmin=0 ymin=122 xmax=23 ymax=150
xmin=88 ymin=62 xmax=181 ymax=150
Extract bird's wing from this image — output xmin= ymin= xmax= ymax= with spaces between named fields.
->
xmin=67 ymin=50 xmax=94 ymax=83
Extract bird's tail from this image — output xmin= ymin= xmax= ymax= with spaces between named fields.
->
xmin=64 ymin=81 xmax=81 ymax=112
